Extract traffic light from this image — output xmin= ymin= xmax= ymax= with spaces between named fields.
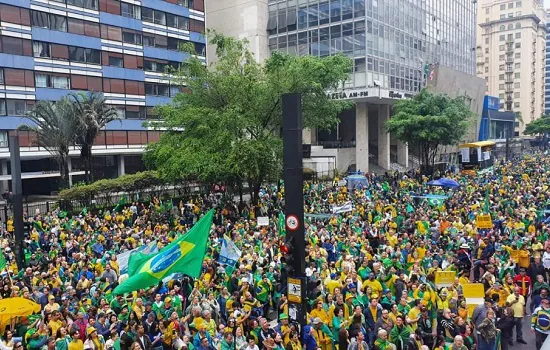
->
xmin=306 ymin=278 xmax=322 ymax=308
xmin=280 ymin=236 xmax=296 ymax=280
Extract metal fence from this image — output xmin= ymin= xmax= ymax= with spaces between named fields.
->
xmin=0 ymin=184 xmax=205 ymax=223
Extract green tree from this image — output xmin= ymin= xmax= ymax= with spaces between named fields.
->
xmin=71 ymin=92 xmax=118 ymax=183
xmin=24 ymin=98 xmax=80 ymax=188
xmin=145 ymin=32 xmax=352 ymax=202
xmin=386 ymin=89 xmax=474 ymax=174
xmin=524 ymin=114 xmax=550 ymax=149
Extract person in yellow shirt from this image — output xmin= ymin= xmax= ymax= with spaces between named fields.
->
xmin=68 ymin=330 xmax=84 ymax=350
xmin=310 ymin=299 xmax=330 ymax=324
xmin=485 ymin=282 xmax=510 ymax=307
xmin=362 ymin=273 xmax=383 ymax=298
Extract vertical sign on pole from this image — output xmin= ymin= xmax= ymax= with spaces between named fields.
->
xmin=281 ymin=93 xmax=307 ymax=332
xmin=9 ymin=135 xmax=24 ymax=269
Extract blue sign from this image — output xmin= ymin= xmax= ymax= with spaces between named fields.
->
xmin=484 ymin=96 xmax=499 ymax=111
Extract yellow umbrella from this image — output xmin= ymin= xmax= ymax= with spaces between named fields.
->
xmin=0 ymin=297 xmax=41 ymax=325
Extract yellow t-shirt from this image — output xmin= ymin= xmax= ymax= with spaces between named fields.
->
xmin=68 ymin=340 xmax=84 ymax=350
xmin=506 ymin=294 xmax=525 ymax=318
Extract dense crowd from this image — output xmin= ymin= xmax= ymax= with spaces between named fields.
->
xmin=0 ymin=154 xmax=550 ymax=350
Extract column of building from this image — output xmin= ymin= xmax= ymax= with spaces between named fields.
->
xmin=355 ymin=103 xmax=369 ymax=173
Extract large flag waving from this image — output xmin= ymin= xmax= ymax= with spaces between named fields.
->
xmin=113 ymin=209 xmax=214 ymax=295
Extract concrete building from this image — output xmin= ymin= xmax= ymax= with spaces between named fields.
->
xmin=209 ymin=0 xmax=479 ymax=173
xmin=476 ymin=0 xmax=547 ymax=136
xmin=0 ymin=0 xmax=206 ymax=195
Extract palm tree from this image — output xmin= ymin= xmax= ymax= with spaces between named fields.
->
xmin=24 ymin=98 xmax=79 ymax=188
xmin=71 ymin=92 xmax=119 ymax=183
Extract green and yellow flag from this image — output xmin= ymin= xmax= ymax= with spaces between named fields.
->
xmin=113 ymin=209 xmax=214 ymax=295
xmin=278 ymin=211 xmax=285 ymax=237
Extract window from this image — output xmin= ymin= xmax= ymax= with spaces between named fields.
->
xmin=500 ymin=4 xmax=505 ymax=10
xmin=485 ymin=8 xmax=489 ymax=14
xmin=32 ymin=11 xmax=67 ymax=32
xmin=485 ymin=48 xmax=489 ymax=53
xmin=31 ymin=11 xmax=49 ymax=28
xmin=154 ymin=10 xmax=166 ymax=25
xmin=0 ymin=100 xmax=5 ymax=116
xmin=485 ymin=67 xmax=489 ymax=73
xmin=142 ymin=8 xmax=154 ymax=22
xmin=499 ymin=34 xmax=505 ymax=41
xmin=69 ymin=46 xmax=100 ymax=64
xmin=499 ymin=55 xmax=504 ymax=61
xmin=143 ymin=35 xmax=155 ymax=47
xmin=514 ymin=92 xmax=520 ymax=98
xmin=35 ymin=74 xmax=70 ymax=89
xmin=514 ymin=102 xmax=520 ymax=107
xmin=515 ymin=22 xmax=521 ymax=29
xmin=508 ymin=2 xmax=513 ymax=8
xmin=499 ymin=74 xmax=504 ymax=80
xmin=6 ymin=99 xmax=29 ymax=115
xmin=499 ymin=84 xmax=504 ymax=90
xmin=33 ymin=41 xmax=50 ymax=58
xmin=515 ymin=32 xmax=521 ymax=39
xmin=0 ymin=68 xmax=3 ymax=85
xmin=108 ymin=56 xmax=123 ymax=67
xmin=485 ymin=38 xmax=489 ymax=44
xmin=514 ymin=82 xmax=520 ymax=88
xmin=499 ymin=65 xmax=504 ymax=71
xmin=145 ymin=83 xmax=170 ymax=96
xmin=2 ymin=37 xmax=24 ymax=55
xmin=515 ymin=52 xmax=521 ymax=58
xmin=516 ymin=1 xmax=521 ymax=7
xmin=499 ymin=45 xmax=505 ymax=51
xmin=0 ymin=4 xmax=30 ymax=26
xmin=515 ymin=42 xmax=521 ymax=48
xmin=49 ymin=13 xmax=67 ymax=31
xmin=514 ymin=63 xmax=520 ymax=69
xmin=67 ymin=0 xmax=98 ymax=10
xmin=515 ymin=72 xmax=520 ymax=78
xmin=122 ymin=31 xmax=141 ymax=45
xmin=121 ymin=3 xmax=140 ymax=19
xmin=500 ymin=14 xmax=505 ymax=19
xmin=4 ymin=69 xmax=33 ymax=87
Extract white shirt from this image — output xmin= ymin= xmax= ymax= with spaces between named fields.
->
xmin=542 ymin=251 xmax=550 ymax=269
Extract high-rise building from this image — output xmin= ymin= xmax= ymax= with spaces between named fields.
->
xmin=477 ymin=0 xmax=546 ymax=136
xmin=0 ymin=0 xmax=206 ymax=195
xmin=252 ymin=0 xmax=479 ymax=173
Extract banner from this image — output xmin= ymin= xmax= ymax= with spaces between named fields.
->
xmin=435 ymin=271 xmax=455 ymax=287
xmin=460 ymin=148 xmax=470 ymax=163
xmin=218 ymin=236 xmax=242 ymax=267
xmin=332 ymin=201 xmax=353 ymax=214
xmin=117 ymin=240 xmax=159 ymax=275
xmin=476 ymin=214 xmax=493 ymax=229
xmin=257 ymin=217 xmax=269 ymax=226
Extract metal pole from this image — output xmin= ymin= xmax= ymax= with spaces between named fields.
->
xmin=9 ymin=135 xmax=24 ymax=270
xmin=282 ymin=93 xmax=307 ymax=332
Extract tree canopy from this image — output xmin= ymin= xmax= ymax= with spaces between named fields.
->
xmin=386 ymin=89 xmax=474 ymax=174
xmin=145 ymin=32 xmax=352 ymax=202
xmin=525 ymin=114 xmax=550 ymax=149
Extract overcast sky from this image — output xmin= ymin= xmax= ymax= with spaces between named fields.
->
xmin=545 ymin=0 xmax=550 ymax=9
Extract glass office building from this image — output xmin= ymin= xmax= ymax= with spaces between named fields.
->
xmin=267 ymin=0 xmax=476 ymax=93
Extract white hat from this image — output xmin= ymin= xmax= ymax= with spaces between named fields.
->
xmin=460 ymin=243 xmax=469 ymax=249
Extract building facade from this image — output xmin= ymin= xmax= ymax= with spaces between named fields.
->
xmin=0 ymin=0 xmax=206 ymax=195
xmin=263 ymin=0 xmax=478 ymax=173
xmin=476 ymin=0 xmax=546 ymax=136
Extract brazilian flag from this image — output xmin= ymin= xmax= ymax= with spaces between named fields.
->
xmin=278 ymin=211 xmax=285 ymax=237
xmin=427 ymin=198 xmax=443 ymax=207
xmin=113 ymin=210 xmax=214 ymax=295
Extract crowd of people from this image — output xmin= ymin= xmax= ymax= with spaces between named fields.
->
xmin=0 ymin=154 xmax=549 ymax=350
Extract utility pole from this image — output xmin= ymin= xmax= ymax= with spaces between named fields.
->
xmin=9 ymin=135 xmax=25 ymax=269
xmin=281 ymin=93 xmax=307 ymax=333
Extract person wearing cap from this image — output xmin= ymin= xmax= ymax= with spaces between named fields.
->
xmin=310 ymin=317 xmax=333 ymax=350
xmin=531 ymin=297 xmax=550 ymax=350
xmin=513 ymin=268 xmax=532 ymax=299
xmin=83 ymin=327 xmax=105 ymax=350
xmin=45 ymin=295 xmax=60 ymax=313
xmin=274 ymin=313 xmax=291 ymax=346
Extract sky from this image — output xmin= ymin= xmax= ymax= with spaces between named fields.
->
xmin=546 ymin=0 xmax=550 ymax=9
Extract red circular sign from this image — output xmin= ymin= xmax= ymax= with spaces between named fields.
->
xmin=286 ymin=215 xmax=299 ymax=231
